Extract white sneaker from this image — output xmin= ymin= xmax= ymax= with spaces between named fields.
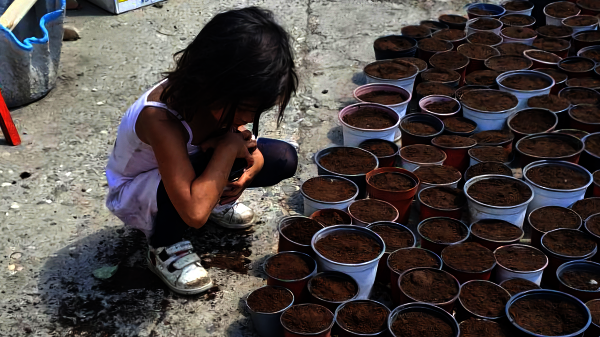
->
xmin=209 ymin=202 xmax=255 ymax=229
xmin=147 ymin=241 xmax=213 ymax=295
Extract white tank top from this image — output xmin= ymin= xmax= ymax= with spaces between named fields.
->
xmin=105 ymin=80 xmax=198 ymax=237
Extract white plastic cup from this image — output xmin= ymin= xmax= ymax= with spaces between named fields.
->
xmin=364 ymin=61 xmax=419 ymax=94
xmin=501 ymin=1 xmax=534 ymax=16
xmin=464 ymin=174 xmax=534 ymax=228
xmin=466 ymin=18 xmax=504 ymax=36
xmin=460 ymin=89 xmax=519 ymax=132
xmin=522 ymin=160 xmax=593 ymax=213
xmin=500 ymin=28 xmax=537 ymax=45
xmin=562 ymin=16 xmax=599 ymax=35
xmin=493 ymin=244 xmax=548 ymax=285
xmin=301 ymin=175 xmax=360 ymax=216
xmin=339 ymin=103 xmax=400 ymax=147
xmin=496 ymin=70 xmax=554 ymax=111
xmin=246 ymin=286 xmax=294 ymax=337
xmin=353 ymin=83 xmax=412 ymax=121
xmin=418 ymin=95 xmax=461 ymax=119
xmin=544 ymin=2 xmax=580 ymax=26
xmin=311 ymin=225 xmax=385 ymax=299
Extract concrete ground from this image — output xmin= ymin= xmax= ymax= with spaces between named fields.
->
xmin=0 ymin=0 xmax=475 ymax=335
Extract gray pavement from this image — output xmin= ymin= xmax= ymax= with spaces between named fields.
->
xmin=0 ymin=0 xmax=474 ymax=335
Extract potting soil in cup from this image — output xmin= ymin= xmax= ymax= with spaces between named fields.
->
xmin=518 ymin=136 xmax=580 ymax=158
xmin=444 ymin=117 xmax=477 ymax=134
xmin=465 ymin=162 xmax=512 ymax=180
xmin=424 ymin=100 xmax=459 ymax=114
xmin=585 ymin=135 xmax=600 ymax=160
xmin=460 ymin=318 xmax=510 ymax=337
xmin=359 ymin=139 xmax=397 ymax=157
xmin=420 ymin=218 xmax=468 ymax=243
xmin=370 ymin=224 xmax=414 ymax=250
xmin=577 ymin=31 xmax=600 ymax=42
xmin=469 ymin=7 xmax=499 ymax=16
xmin=342 ymin=107 xmax=397 ymax=129
xmin=443 ymin=242 xmax=495 ymax=272
xmin=420 ymin=187 xmax=466 ymax=209
xmin=310 ymin=273 xmax=357 ymax=302
xmin=572 ymin=198 xmax=600 ymax=221
xmin=537 ymin=25 xmax=573 ymax=39
xmin=400 ymin=57 xmax=428 ymax=72
xmin=486 ymin=56 xmax=532 ymax=72
xmin=579 ymin=0 xmax=600 ymax=10
xmin=531 ymin=206 xmax=582 ymax=232
xmin=470 ymin=18 xmax=503 ymax=30
xmin=501 ymin=278 xmax=541 ymax=296
xmin=543 ymin=229 xmax=596 ymax=257
xmin=495 ymin=245 xmax=547 ymax=272
xmin=502 ymin=27 xmax=536 ymax=39
xmin=401 ymin=144 xmax=446 ymax=163
xmin=357 ymin=90 xmax=407 ymax=105
xmin=496 ymin=42 xmax=530 ymax=56
xmin=364 ymin=60 xmax=418 ymax=80
xmin=401 ymin=25 xmax=431 ymax=39
xmin=247 ymin=286 xmax=293 ymax=313
xmin=460 ymin=281 xmax=510 ymax=318
xmin=572 ymin=105 xmax=600 ymax=124
xmin=470 ymin=146 xmax=511 ymax=163
xmin=502 ymin=0 xmax=531 ymax=11
xmin=526 ymin=164 xmax=589 ymax=189
xmin=303 ymin=177 xmax=357 ymax=202
xmin=509 ymin=109 xmax=556 ymax=134
xmin=391 ymin=311 xmax=454 ymax=337
xmin=582 ymin=50 xmax=600 ymax=63
xmin=556 ymin=129 xmax=589 ymax=139
xmin=337 ymin=301 xmax=388 ymax=334
xmin=471 ymin=219 xmax=522 ymax=242
xmin=545 ymin=1 xmax=581 ymax=19
xmin=533 ymin=38 xmax=570 ymax=53
xmin=418 ymin=38 xmax=452 ymax=53
xmin=318 ymin=147 xmax=377 ymax=175
xmin=280 ymin=218 xmax=324 ymax=245
xmin=281 ymin=304 xmax=333 ymax=333
xmin=526 ymin=50 xmax=562 ymax=64
xmin=500 ymin=14 xmax=535 ymax=27
xmin=461 ymin=90 xmax=518 ymax=112
xmin=508 ymin=297 xmax=588 ymax=335
xmin=439 ymin=14 xmax=468 ymax=26
xmin=560 ymin=268 xmax=600 ymax=291
xmin=467 ymin=177 xmax=532 ymax=206
xmin=388 ymin=248 xmax=441 ymax=273
xmin=416 ymin=82 xmax=456 ymax=96
xmin=402 ymin=122 xmax=439 ymax=136
xmin=501 ymin=74 xmax=552 ymax=91
xmin=414 ymin=165 xmax=462 ymax=185
xmin=265 ymin=253 xmax=313 ymax=280
xmin=588 ymin=300 xmax=600 ymax=326
xmin=465 ymin=70 xmax=501 ymax=87
xmin=369 ymin=172 xmax=416 ymax=192
xmin=568 ymin=78 xmax=600 ymax=90
xmin=468 ymin=32 xmax=503 ymax=46
xmin=314 ymin=232 xmax=381 ymax=264
xmin=430 ymin=52 xmax=468 ymax=70
xmin=312 ymin=210 xmax=348 ymax=227
xmin=400 ymin=269 xmax=459 ymax=303
xmin=587 ymin=215 xmax=600 ymax=239
xmin=563 ymin=15 xmax=599 ymax=28
xmin=433 ymin=29 xmax=466 ymax=42
xmin=374 ymin=36 xmax=415 ymax=52
xmin=470 ymin=130 xmax=513 ymax=145
xmin=349 ymin=199 xmax=398 ymax=223
xmin=527 ymin=94 xmax=570 ymax=112
xmin=561 ymin=58 xmax=596 ymax=73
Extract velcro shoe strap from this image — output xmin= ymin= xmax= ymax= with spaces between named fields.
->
xmin=166 ymin=241 xmax=193 ymax=255
xmin=172 ymin=253 xmax=201 ymax=270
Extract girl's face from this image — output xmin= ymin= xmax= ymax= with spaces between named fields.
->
xmin=210 ymin=101 xmax=259 ymax=130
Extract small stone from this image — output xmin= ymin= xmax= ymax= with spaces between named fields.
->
xmin=63 ymin=26 xmax=81 ymax=41
xmin=92 ymin=88 xmax=98 ymax=92
xmin=322 ymin=89 xmax=328 ymax=94
xmin=10 ymin=203 xmax=19 ymax=209
xmin=96 ymin=102 xmax=104 ymax=106
xmin=8 ymin=264 xmax=15 ymax=271
xmin=153 ymin=2 xmax=164 ymax=8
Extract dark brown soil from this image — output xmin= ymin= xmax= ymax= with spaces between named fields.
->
xmin=530 ymin=206 xmax=581 ymax=232
xmin=527 ymin=94 xmax=570 ymax=112
xmin=349 ymin=199 xmax=397 ymax=223
xmin=443 ymin=242 xmax=495 ymax=272
xmin=537 ymin=25 xmax=574 ymax=38
xmin=374 ymin=36 xmax=415 ymax=52
xmin=388 ymin=248 xmax=442 ymax=273
xmin=402 ymin=121 xmax=438 ymax=136
xmin=337 ymin=302 xmax=388 ymax=334
xmin=467 ymin=177 xmax=532 ymax=206
xmin=359 ymin=139 xmax=397 ymax=157
xmin=564 ymin=15 xmax=599 ymax=27
xmin=500 ymin=14 xmax=535 ymax=27
xmin=342 ymin=107 xmax=396 ymax=129
xmin=545 ymin=1 xmax=580 ymax=18
xmin=537 ymin=68 xmax=568 ymax=83
xmin=402 ymin=25 xmax=431 ymax=39
xmin=281 ymin=218 xmax=324 ymax=245
xmin=422 ymin=67 xmax=460 ymax=83
xmin=471 ymin=219 xmax=522 ymax=241
xmin=572 ymin=198 xmax=600 ymax=221
xmin=470 ymin=146 xmax=511 ymax=163
xmin=568 ymin=78 xmax=600 ymax=90
xmin=420 ymin=187 xmax=466 ymax=209
xmin=502 ymin=27 xmax=536 ymax=39
xmin=518 ymin=136 xmax=580 ymax=157
xmin=502 ymin=0 xmax=532 ymax=10
xmin=468 ymin=31 xmax=503 ymax=46
xmin=509 ymin=298 xmax=588 ymax=335
xmin=420 ymin=218 xmax=468 ymax=243
xmin=576 ymin=31 xmax=600 ymax=42
xmin=470 ymin=18 xmax=503 ymax=30
xmin=496 ymin=42 xmax=531 ymax=55
xmin=560 ymin=58 xmax=595 ymax=72
xmin=424 ymin=100 xmax=459 ymax=114
xmin=399 ymin=57 xmax=428 ymax=72
xmin=555 ymin=129 xmax=589 ymax=139
xmin=266 ymin=253 xmax=312 ymax=280
xmin=501 ymin=74 xmax=552 ymax=91
xmin=303 ymin=177 xmax=357 ymax=202
xmin=465 ymin=162 xmax=513 ymax=180
xmin=319 ymin=147 xmax=377 ymax=175
xmin=586 ymin=134 xmax=600 ymax=156
xmin=281 ymin=304 xmax=333 ymax=334
xmin=418 ymin=37 xmax=453 ymax=52
xmin=581 ymin=49 xmax=600 ymax=63
xmin=433 ymin=29 xmax=466 ymax=42
xmin=579 ymin=0 xmax=600 ymax=9
xmin=471 ymin=130 xmax=513 ymax=145
xmin=392 ymin=311 xmax=454 ymax=337
xmin=310 ymin=273 xmax=357 ymax=302
xmin=444 ymin=117 xmax=477 ymax=133
xmin=416 ymin=82 xmax=457 ymax=97
xmin=433 ymin=135 xmax=477 ymax=147
xmin=526 ymin=165 xmax=589 ymax=189
xmin=561 ymin=269 xmax=600 ymax=291
xmin=533 ymin=37 xmax=570 ymax=52
xmin=357 ymin=90 xmax=407 ymax=105
xmin=430 ymin=51 xmax=469 ymax=70
xmin=369 ymin=172 xmax=416 ymax=192
xmin=314 ymin=232 xmax=382 ymax=264
xmin=501 ymin=278 xmax=540 ymax=296
xmin=312 ymin=210 xmax=347 ymax=227
xmin=495 ymin=245 xmax=547 ymax=271
xmin=465 ymin=70 xmax=501 ymax=86
xmin=400 ymin=269 xmax=459 ymax=303
xmin=414 ymin=165 xmax=461 ymax=184
xmin=589 ymin=300 xmax=600 ymax=326
xmin=526 ymin=50 xmax=562 ymax=63
xmin=587 ymin=214 xmax=600 ymax=237
xmin=401 ymin=145 xmax=445 ymax=163
xmin=460 ymin=281 xmax=510 ymax=318
xmin=461 ymin=90 xmax=518 ymax=111
xmin=420 ymin=21 xmax=447 ymax=31
xmin=460 ymin=318 xmax=510 ymax=337
xmin=543 ymin=229 xmax=596 ymax=257
xmin=486 ymin=55 xmax=532 ymax=72
xmin=247 ymin=286 xmax=293 ymax=313
xmin=439 ymin=14 xmax=468 ymax=24
xmin=364 ymin=60 xmax=418 ymax=80
xmin=469 ymin=8 xmax=498 ymax=16
xmin=509 ymin=109 xmax=555 ymax=134
xmin=371 ymin=224 xmax=414 ymax=251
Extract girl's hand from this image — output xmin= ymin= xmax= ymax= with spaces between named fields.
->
xmin=201 ymin=131 xmax=254 ymax=168
xmin=220 ymin=148 xmax=265 ymax=204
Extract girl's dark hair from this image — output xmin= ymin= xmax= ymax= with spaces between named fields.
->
xmin=161 ymin=7 xmax=298 ymax=135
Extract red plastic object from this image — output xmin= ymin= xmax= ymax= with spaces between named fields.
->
xmin=0 ymin=89 xmax=21 ymax=146
xmin=366 ymin=167 xmax=420 ymax=224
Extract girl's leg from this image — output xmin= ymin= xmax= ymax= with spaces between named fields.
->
xmin=249 ymin=138 xmax=298 ymax=188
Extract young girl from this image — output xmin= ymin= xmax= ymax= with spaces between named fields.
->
xmin=105 ymin=7 xmax=298 ymax=295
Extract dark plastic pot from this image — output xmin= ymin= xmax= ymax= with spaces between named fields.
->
xmin=281 ymin=304 xmax=335 ymax=337
xmin=417 ymin=217 xmax=470 ymax=256
xmin=347 ymin=199 xmax=399 ymax=227
xmin=419 ymin=20 xmax=449 ymax=32
xmin=438 ymin=14 xmax=468 ymax=30
xmin=507 ymin=108 xmax=558 ymax=142
xmin=246 ymin=285 xmax=294 ymax=337
xmin=457 ymin=43 xmax=501 ymax=75
xmin=431 ymin=135 xmax=476 ymax=174
xmin=557 ymin=260 xmax=600 ymax=303
xmin=399 ymin=113 xmax=444 ymax=146
xmin=307 ymin=271 xmax=359 ymax=313
xmin=527 ymin=205 xmax=582 ymax=250
xmin=419 ymin=95 xmax=461 ymax=120
xmin=523 ymin=49 xmax=562 ymax=69
xmin=441 ymin=244 xmax=497 ymax=284
xmin=416 ymin=39 xmax=453 ymax=64
xmin=398 ymin=267 xmax=460 ymax=313
xmin=418 ymin=186 xmax=465 ymax=221
xmin=573 ymin=30 xmax=600 ymax=52
xmin=387 ymin=247 xmax=443 ymax=306
xmin=463 ymin=161 xmax=513 ymax=182
xmin=373 ymin=35 xmax=417 ymax=60
xmin=469 ymin=219 xmax=524 ymax=251
xmin=367 ymin=221 xmax=416 ymax=284
xmin=553 ymin=129 xmax=589 ymax=140
xmin=515 ymin=133 xmax=584 ymax=167
xmin=334 ymin=300 xmax=390 ymax=337
xmin=430 ymin=51 xmax=470 ymax=86
xmin=558 ymin=57 xmax=597 ymax=79
xmin=365 ymin=167 xmax=419 ymax=225
xmin=265 ymin=251 xmax=318 ymax=303
xmin=310 ymin=209 xmax=352 ymax=227
xmin=580 ymin=132 xmax=600 ymax=174
xmin=442 ymin=116 xmax=478 ymax=137
xmin=388 ymin=303 xmax=460 ymax=337
xmin=593 ymin=171 xmax=600 ymax=197
xmin=467 ymin=3 xmax=507 ymax=19
xmin=584 ymin=213 xmax=600 ymax=263
xmin=278 ymin=216 xmax=325 ymax=256
xmin=569 ymin=105 xmax=600 ymax=134
xmin=431 ymin=29 xmax=467 ymax=50
xmin=537 ymin=68 xmax=568 ymax=95
xmin=358 ymin=138 xmax=399 ymax=168
xmin=577 ymin=0 xmax=600 ymax=15
xmin=456 ymin=280 xmax=511 ymax=321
